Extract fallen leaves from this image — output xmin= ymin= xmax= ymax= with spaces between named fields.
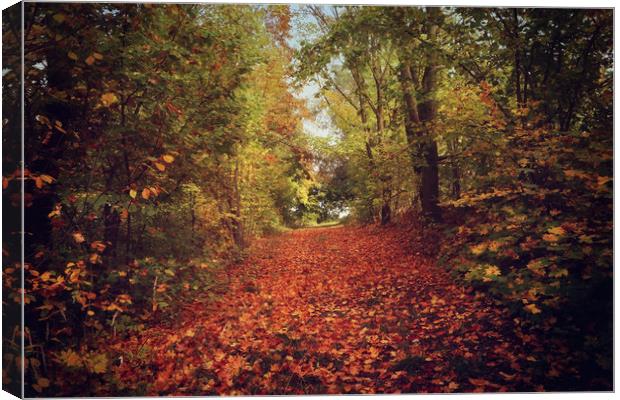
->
xmin=111 ymin=226 xmax=541 ymax=395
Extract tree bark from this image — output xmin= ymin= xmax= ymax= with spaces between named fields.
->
xmin=398 ymin=9 xmax=442 ymax=222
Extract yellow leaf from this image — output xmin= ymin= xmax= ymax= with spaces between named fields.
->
xmin=59 ymin=350 xmax=82 ymax=368
xmin=48 ymin=205 xmax=62 ymax=218
xmin=87 ymin=353 xmax=108 ymax=374
xmin=72 ymin=232 xmax=85 ymax=243
xmin=129 ymin=189 xmax=137 ymax=199
xmin=524 ymin=303 xmax=542 ymax=314
xmin=93 ymin=52 xmax=103 ymax=60
xmin=35 ymin=177 xmax=44 ymax=189
xmin=470 ymin=243 xmax=487 ymax=255
xmin=85 ymin=55 xmax=95 ymax=65
xmin=53 ymin=13 xmax=66 ymax=23
xmin=87 ymin=310 xmax=95 ymax=316
xmin=527 ymin=259 xmax=546 ymax=276
xmin=154 ymin=162 xmax=166 ymax=171
xmin=37 ymin=378 xmax=50 ymax=388
xmin=162 ymin=154 xmax=175 ymax=163
xmin=100 ymin=92 xmax=118 ymax=107
xmin=547 ymin=226 xmax=565 ymax=236
xmin=40 ymin=174 xmax=54 ymax=184
xmin=67 ymin=51 xmax=78 ymax=61
xmin=141 ymin=188 xmax=150 ymax=199
xmin=488 ymin=241 xmax=501 ymax=252
xmin=549 ymin=268 xmax=568 ymax=278
xmin=484 ymin=265 xmax=501 ymax=277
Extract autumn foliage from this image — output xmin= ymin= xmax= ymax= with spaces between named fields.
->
xmin=111 ymin=226 xmax=554 ymax=395
xmin=2 ymin=3 xmax=613 ymax=396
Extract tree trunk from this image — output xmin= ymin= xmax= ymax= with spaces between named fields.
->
xmin=398 ymin=11 xmax=442 ymax=222
xmin=231 ymin=157 xmax=244 ymax=248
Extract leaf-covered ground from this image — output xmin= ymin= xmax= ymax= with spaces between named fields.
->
xmin=112 ymin=225 xmax=548 ymax=395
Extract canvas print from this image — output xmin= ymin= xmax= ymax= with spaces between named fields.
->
xmin=2 ymin=2 xmax=613 ymax=397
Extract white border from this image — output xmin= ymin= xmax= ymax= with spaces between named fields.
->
xmin=0 ymin=1 xmax=616 ymax=400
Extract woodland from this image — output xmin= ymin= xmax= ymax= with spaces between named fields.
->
xmin=1 ymin=3 xmax=613 ymax=396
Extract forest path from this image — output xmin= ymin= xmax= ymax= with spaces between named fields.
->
xmin=114 ymin=225 xmax=531 ymax=395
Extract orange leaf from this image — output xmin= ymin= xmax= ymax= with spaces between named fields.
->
xmin=468 ymin=378 xmax=490 ymax=386
xmin=101 ymin=92 xmax=118 ymax=107
xmin=72 ymin=232 xmax=85 ymax=243
xmin=90 ymin=241 xmax=106 ymax=252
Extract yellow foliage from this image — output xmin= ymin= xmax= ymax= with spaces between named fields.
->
xmin=59 ymin=350 xmax=82 ymax=368
xmin=86 ymin=353 xmax=108 ymax=374
xmin=547 ymin=226 xmax=566 ymax=236
xmin=100 ymin=92 xmax=118 ymax=107
xmin=470 ymin=243 xmax=487 ymax=255
xmin=484 ymin=265 xmax=501 ymax=277
xmin=524 ymin=303 xmax=542 ymax=314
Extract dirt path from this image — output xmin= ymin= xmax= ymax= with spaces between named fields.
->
xmin=113 ymin=225 xmax=534 ymax=395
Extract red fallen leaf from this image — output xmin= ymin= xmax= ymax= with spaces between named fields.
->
xmin=153 ymin=363 xmax=175 ymax=392
xmin=499 ymin=371 xmax=516 ymax=381
xmin=468 ymin=378 xmax=491 ymax=386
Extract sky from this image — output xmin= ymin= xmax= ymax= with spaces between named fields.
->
xmin=287 ymin=5 xmax=338 ymax=140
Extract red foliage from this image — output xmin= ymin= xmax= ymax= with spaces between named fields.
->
xmin=110 ymin=225 xmax=542 ymax=394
